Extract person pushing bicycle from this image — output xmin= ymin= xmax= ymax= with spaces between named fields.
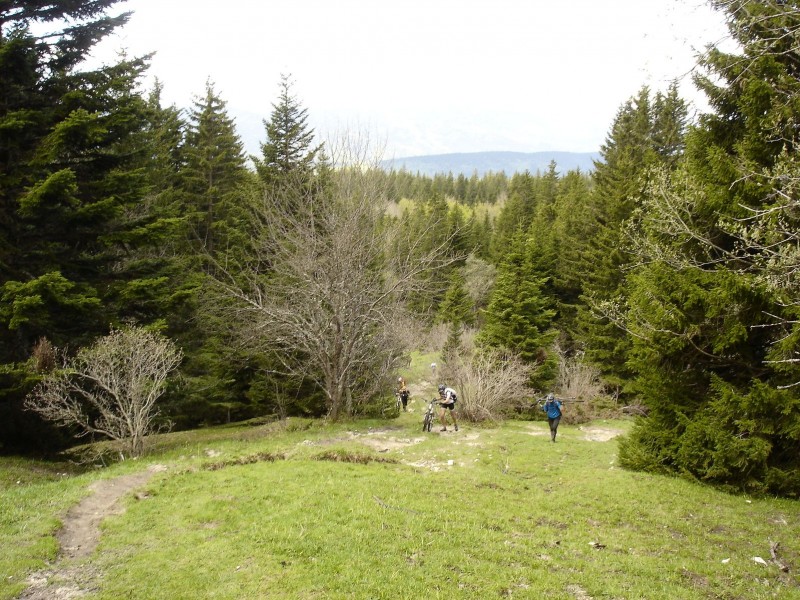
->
xmin=438 ymin=383 xmax=458 ymax=432
xmin=396 ymin=377 xmax=409 ymax=411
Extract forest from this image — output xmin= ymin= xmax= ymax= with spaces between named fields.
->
xmin=2 ymin=0 xmax=800 ymax=498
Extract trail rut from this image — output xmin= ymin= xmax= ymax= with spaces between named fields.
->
xmin=16 ymin=464 xmax=165 ymax=600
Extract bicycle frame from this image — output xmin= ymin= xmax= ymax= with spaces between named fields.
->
xmin=422 ymin=397 xmax=439 ymax=432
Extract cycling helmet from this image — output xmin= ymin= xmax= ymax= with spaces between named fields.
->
xmin=398 ymin=377 xmax=403 ymax=382
xmin=547 ymin=393 xmax=555 ymax=401
xmin=438 ymin=384 xmax=445 ymax=393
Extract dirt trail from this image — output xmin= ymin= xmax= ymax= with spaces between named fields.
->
xmin=403 ymin=379 xmax=437 ymax=413
xmin=16 ymin=464 xmax=166 ymax=600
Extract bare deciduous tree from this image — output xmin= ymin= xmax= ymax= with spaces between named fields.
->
xmin=555 ymin=344 xmax=604 ymax=402
xmin=463 ymin=254 xmax=497 ymax=316
xmin=443 ymin=333 xmax=534 ymax=422
xmin=24 ymin=327 xmax=183 ymax=457
xmin=215 ymin=134 xmax=459 ymax=419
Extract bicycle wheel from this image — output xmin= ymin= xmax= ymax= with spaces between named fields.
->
xmin=422 ymin=411 xmax=430 ymax=432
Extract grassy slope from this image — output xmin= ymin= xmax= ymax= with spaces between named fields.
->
xmin=2 ymin=406 xmax=799 ymax=599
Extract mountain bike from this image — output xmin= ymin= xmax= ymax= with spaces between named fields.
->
xmin=422 ymin=397 xmax=439 ymax=432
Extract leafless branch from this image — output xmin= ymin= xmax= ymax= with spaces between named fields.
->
xmin=208 ymin=132 xmax=462 ymax=419
xmin=24 ymin=326 xmax=182 ymax=457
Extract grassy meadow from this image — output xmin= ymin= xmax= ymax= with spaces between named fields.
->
xmin=2 ymin=366 xmax=799 ymax=599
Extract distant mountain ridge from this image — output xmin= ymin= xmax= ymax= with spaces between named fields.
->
xmin=381 ymin=150 xmax=599 ymax=177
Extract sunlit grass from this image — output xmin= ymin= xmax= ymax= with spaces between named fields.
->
xmin=3 ymin=412 xmax=797 ymax=599
xmin=2 ymin=378 xmax=799 ymax=600
xmin=0 ymin=470 xmax=90 ymax=598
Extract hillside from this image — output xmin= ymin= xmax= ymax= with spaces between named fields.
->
xmin=380 ymin=150 xmax=599 ymax=177
xmin=4 ymin=353 xmax=799 ymax=600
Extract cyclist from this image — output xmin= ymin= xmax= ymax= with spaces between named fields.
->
xmin=542 ymin=392 xmax=563 ymax=442
xmin=438 ymin=383 xmax=459 ymax=432
xmin=397 ymin=377 xmax=409 ymax=411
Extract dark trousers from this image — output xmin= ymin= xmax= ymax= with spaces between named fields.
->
xmin=548 ymin=416 xmax=561 ymax=441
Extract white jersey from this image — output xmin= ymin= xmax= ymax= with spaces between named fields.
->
xmin=442 ymin=387 xmax=457 ymax=403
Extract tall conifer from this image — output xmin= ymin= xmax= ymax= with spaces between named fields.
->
xmin=182 ymin=80 xmax=250 ymax=256
xmin=619 ymin=1 xmax=800 ymax=495
xmin=577 ymin=85 xmax=687 ymax=390
xmin=478 ymin=231 xmax=557 ymax=386
xmin=253 ymin=74 xmax=322 ymax=194
xmin=0 ymin=0 xmax=155 ymax=451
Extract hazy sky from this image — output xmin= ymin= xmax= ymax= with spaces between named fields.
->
xmin=92 ymin=0 xmax=732 ymax=158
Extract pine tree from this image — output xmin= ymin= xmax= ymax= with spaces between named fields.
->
xmin=253 ymin=73 xmax=322 ymax=193
xmin=478 ymin=232 xmax=557 ymax=385
xmin=0 ymin=0 xmax=156 ymax=451
xmin=619 ymin=2 xmax=800 ymax=496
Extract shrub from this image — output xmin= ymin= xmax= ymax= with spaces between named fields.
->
xmin=444 ymin=344 xmax=533 ymax=423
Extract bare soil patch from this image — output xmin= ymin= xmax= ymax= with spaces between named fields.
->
xmin=349 ymin=430 xmax=426 ymax=452
xmin=520 ymin=423 xmax=624 ymax=442
xmin=16 ymin=464 xmax=166 ymax=600
xmin=578 ymin=426 xmax=625 ymax=442
xmin=404 ymin=458 xmax=458 ymax=471
xmin=520 ymin=424 xmax=551 ymax=437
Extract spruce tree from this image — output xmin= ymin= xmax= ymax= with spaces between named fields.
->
xmin=577 ymin=85 xmax=687 ymax=391
xmin=619 ymin=1 xmax=800 ymax=496
xmin=478 ymin=231 xmax=557 ymax=386
xmin=0 ymin=0 xmax=156 ymax=451
xmin=253 ymin=73 xmax=322 ymax=193
xmin=437 ymin=269 xmax=474 ymax=328
xmin=182 ymin=80 xmax=251 ymax=256
xmin=544 ymin=170 xmax=595 ymax=342
xmin=490 ymin=171 xmax=536 ymax=261
xmin=171 ymin=80 xmax=264 ymax=425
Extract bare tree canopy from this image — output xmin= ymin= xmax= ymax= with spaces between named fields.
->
xmin=446 ymin=344 xmax=533 ymax=423
xmin=24 ymin=327 xmax=183 ymax=456
xmin=215 ymin=135 xmax=459 ymax=419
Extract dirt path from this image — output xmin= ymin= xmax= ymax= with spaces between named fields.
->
xmin=16 ymin=464 xmax=166 ymax=600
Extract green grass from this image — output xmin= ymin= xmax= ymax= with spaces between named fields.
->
xmin=405 ymin=349 xmax=440 ymax=384
xmin=0 ymin=463 xmax=90 ymax=597
xmin=2 ymin=406 xmax=798 ymax=599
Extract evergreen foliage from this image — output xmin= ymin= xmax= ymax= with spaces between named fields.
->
xmin=478 ymin=231 xmax=557 ymax=387
xmin=253 ymin=73 xmax=323 ymax=195
xmin=3 ymin=0 xmax=799 ymax=499
xmin=0 ymin=0 xmax=156 ymax=451
xmin=544 ymin=170 xmax=594 ymax=340
xmin=171 ymin=81 xmax=266 ymax=425
xmin=618 ymin=1 xmax=800 ymax=496
xmin=437 ymin=269 xmax=474 ymax=328
xmin=183 ymin=80 xmax=252 ymax=256
xmin=577 ymin=84 xmax=688 ymax=391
